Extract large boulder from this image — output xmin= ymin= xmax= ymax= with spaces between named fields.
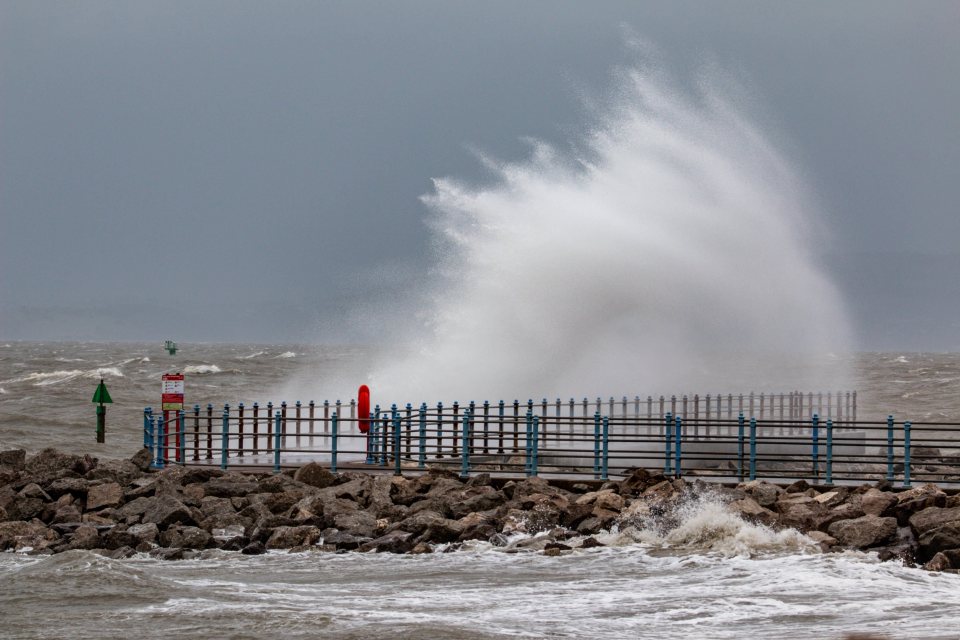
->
xmin=86 ymin=483 xmax=123 ymax=511
xmin=265 ymin=525 xmax=321 ymax=549
xmin=908 ymin=506 xmax=960 ymax=562
xmin=160 ymin=525 xmax=213 ymax=549
xmin=0 ymin=521 xmax=60 ymax=552
xmin=860 ymin=488 xmax=897 ymax=517
xmin=0 ymin=449 xmax=26 ymax=470
xmin=293 ymin=462 xmax=335 ymax=489
xmin=141 ymin=495 xmax=195 ymax=528
xmin=827 ymin=515 xmax=898 ymax=549
xmin=358 ymin=530 xmax=415 ymax=553
xmin=739 ymin=480 xmax=783 ymax=509
xmin=25 ymin=449 xmax=93 ymax=479
xmin=895 ymin=484 xmax=947 ymax=525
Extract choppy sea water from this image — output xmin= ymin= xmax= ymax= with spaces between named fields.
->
xmin=2 ymin=342 xmax=960 ymax=639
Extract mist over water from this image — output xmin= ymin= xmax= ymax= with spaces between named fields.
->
xmin=365 ymin=64 xmax=852 ymax=404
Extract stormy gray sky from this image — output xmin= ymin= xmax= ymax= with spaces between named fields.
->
xmin=1 ymin=1 xmax=958 ymax=350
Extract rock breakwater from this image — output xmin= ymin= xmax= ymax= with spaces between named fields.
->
xmin=2 ymin=448 xmax=960 ymax=571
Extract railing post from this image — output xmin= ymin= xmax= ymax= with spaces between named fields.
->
xmin=155 ymin=414 xmax=166 ymax=469
xmin=460 ymin=410 xmax=470 ymax=479
xmin=436 ymin=402 xmax=444 ymax=458
xmin=674 ymin=415 xmax=682 ymax=479
xmin=266 ymin=401 xmax=274 ymax=457
xmin=252 ymin=402 xmax=260 ymax=456
xmin=601 ymin=415 xmax=609 ymax=481
xmin=237 ymin=402 xmax=245 ymax=457
xmin=381 ymin=408 xmax=390 ymax=466
xmin=418 ymin=403 xmax=427 ymax=469
xmin=886 ymin=415 xmax=895 ymax=482
xmin=826 ymin=419 xmax=833 ymax=485
xmin=178 ymin=410 xmax=186 ymax=466
xmin=482 ymin=400 xmax=490 ymax=455
xmin=811 ymin=413 xmax=819 ymax=482
xmin=525 ymin=410 xmax=533 ymax=477
xmin=143 ymin=407 xmax=152 ymax=449
xmin=394 ymin=410 xmax=402 ymax=476
xmin=531 ymin=415 xmax=540 ymax=477
xmin=749 ymin=417 xmax=757 ymax=481
xmin=273 ymin=411 xmax=282 ymax=473
xmin=366 ymin=409 xmax=376 ymax=464
xmin=220 ymin=406 xmax=229 ymax=470
xmin=593 ymin=411 xmax=601 ymax=479
xmin=331 ymin=411 xmax=339 ymax=473
xmin=664 ymin=411 xmax=673 ymax=476
xmin=497 ymin=400 xmax=505 ymax=454
xmin=192 ymin=404 xmax=201 ymax=462
xmin=903 ymin=421 xmax=912 ymax=487
xmin=737 ymin=412 xmax=745 ymax=482
xmin=207 ymin=402 xmax=213 ymax=460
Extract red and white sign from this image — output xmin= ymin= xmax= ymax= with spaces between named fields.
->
xmin=162 ymin=373 xmax=184 ymax=410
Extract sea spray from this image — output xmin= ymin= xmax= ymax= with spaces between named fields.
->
xmin=354 ymin=61 xmax=852 ymax=405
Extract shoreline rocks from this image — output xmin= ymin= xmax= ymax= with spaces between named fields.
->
xmin=3 ymin=447 xmax=960 ymax=572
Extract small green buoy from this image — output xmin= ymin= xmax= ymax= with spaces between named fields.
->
xmin=165 ymin=340 xmax=178 ymax=355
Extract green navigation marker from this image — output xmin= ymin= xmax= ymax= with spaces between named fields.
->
xmin=92 ymin=378 xmax=112 ymax=443
xmin=92 ymin=379 xmax=113 ymax=404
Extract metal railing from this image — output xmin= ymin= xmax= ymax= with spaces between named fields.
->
xmin=142 ymin=397 xmax=958 ymax=487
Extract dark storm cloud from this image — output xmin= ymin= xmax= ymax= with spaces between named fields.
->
xmin=1 ymin=1 xmax=958 ymax=348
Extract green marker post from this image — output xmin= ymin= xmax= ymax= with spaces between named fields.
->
xmin=92 ymin=378 xmax=113 ymax=443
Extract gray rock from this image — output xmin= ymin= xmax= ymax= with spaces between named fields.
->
xmin=0 ymin=521 xmax=60 ymax=551
xmin=141 ymin=495 xmax=195 ymax=528
xmin=358 ymin=530 xmax=415 ymax=553
xmin=265 ymin=525 xmax=321 ymax=549
xmin=160 ymin=525 xmax=213 ymax=549
xmin=127 ymin=522 xmax=160 ymax=544
xmin=293 ymin=462 xmax=335 ymax=489
xmin=739 ymin=480 xmax=783 ymax=509
xmin=86 ymin=483 xmax=123 ymax=511
xmin=827 ymin=515 xmax=897 ymax=549
xmin=908 ymin=506 xmax=960 ymax=562
xmin=0 ymin=449 xmax=26 ymax=470
xmin=860 ymin=488 xmax=897 ymax=517
xmin=66 ymin=525 xmax=101 ymax=551
xmin=25 ymin=449 xmax=91 ymax=479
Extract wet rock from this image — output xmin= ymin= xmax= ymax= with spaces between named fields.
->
xmin=66 ymin=525 xmax=101 ymax=551
xmin=332 ymin=510 xmax=378 ymax=538
xmin=0 ymin=449 xmax=26 ymax=470
xmin=908 ymin=506 xmax=960 ymax=562
xmin=827 ymin=515 xmax=897 ymax=549
xmin=86 ymin=460 xmax=141 ymax=485
xmin=160 ymin=525 xmax=213 ymax=549
xmin=141 ymin=495 xmax=195 ymax=528
xmin=410 ymin=542 xmax=433 ymax=554
xmin=25 ymin=449 xmax=90 ymax=480
xmin=0 ymin=521 xmax=60 ymax=551
xmin=730 ymin=497 xmax=777 ymax=527
xmin=619 ymin=468 xmax=664 ymax=496
xmin=204 ymin=476 xmax=260 ymax=498
xmin=86 ymin=483 xmax=123 ymax=511
xmin=860 ymin=488 xmax=897 ymax=517
xmin=265 ymin=525 xmax=321 ymax=549
xmin=739 ymin=480 xmax=783 ymax=509
xmin=580 ymin=537 xmax=604 ymax=549
xmin=127 ymin=522 xmax=160 ymax=546
xmin=784 ymin=480 xmax=811 ymax=494
xmin=776 ymin=494 xmax=827 ymax=531
xmin=19 ymin=483 xmax=51 ymax=501
xmin=812 ymin=487 xmax=850 ymax=509
xmin=359 ymin=530 xmax=415 ymax=553
xmin=805 ymin=531 xmax=837 ymax=550
xmin=895 ymin=484 xmax=947 ymax=525
xmin=241 ymin=541 xmax=266 ymax=555
xmin=150 ymin=547 xmax=185 ymax=560
xmin=923 ymin=549 xmax=960 ymax=572
xmin=321 ymin=529 xmax=367 ymax=551
xmin=101 ymin=525 xmax=140 ymax=550
xmin=293 ymin=462 xmax=335 ymax=489
xmin=130 ymin=448 xmax=153 ymax=472
xmin=46 ymin=478 xmax=91 ymax=499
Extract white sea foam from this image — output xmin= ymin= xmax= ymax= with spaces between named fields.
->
xmin=184 ymin=364 xmax=222 ymax=375
xmin=275 ymin=351 xmax=296 ymax=359
xmin=241 ymin=351 xmax=266 ymax=359
xmin=362 ymin=60 xmax=851 ymax=404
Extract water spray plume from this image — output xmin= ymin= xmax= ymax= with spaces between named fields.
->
xmin=313 ymin=62 xmax=853 ymax=405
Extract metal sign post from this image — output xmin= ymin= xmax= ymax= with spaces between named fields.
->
xmin=162 ymin=373 xmax=185 ymax=462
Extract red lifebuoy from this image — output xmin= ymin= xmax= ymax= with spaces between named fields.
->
xmin=358 ymin=385 xmax=370 ymax=433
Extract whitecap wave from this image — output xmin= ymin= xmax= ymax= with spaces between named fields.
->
xmin=241 ymin=351 xmax=266 ymax=359
xmin=184 ymin=364 xmax=222 ymax=375
xmin=275 ymin=352 xmax=296 ymax=359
